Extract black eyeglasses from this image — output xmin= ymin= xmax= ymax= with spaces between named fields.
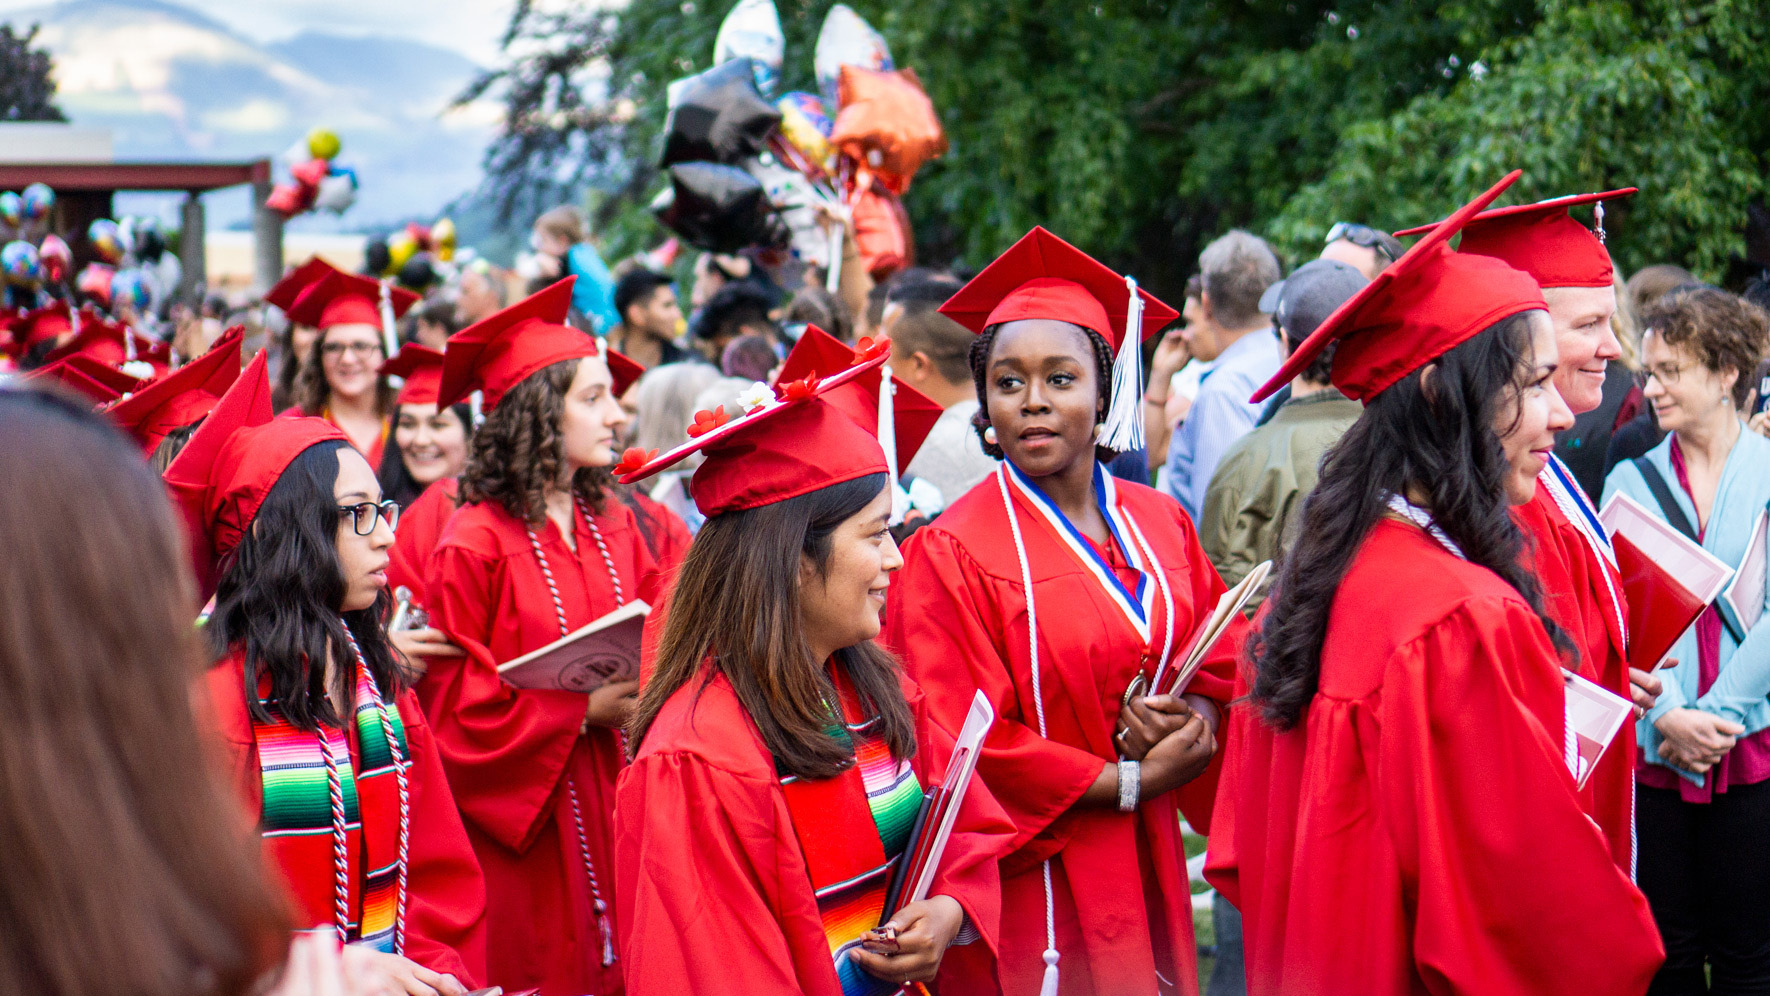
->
xmin=1325 ymin=221 xmax=1400 ymax=263
xmin=338 ymin=500 xmax=400 ymax=536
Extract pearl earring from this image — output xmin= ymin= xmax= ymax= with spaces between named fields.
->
xmin=1092 ymin=423 xmax=1103 ymax=442
xmin=983 ymin=425 xmax=998 ymax=445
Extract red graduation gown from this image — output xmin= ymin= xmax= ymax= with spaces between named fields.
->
xmin=426 ymin=496 xmax=663 ymax=995
xmin=1514 ymin=480 xmax=1635 ymax=870
xmin=387 ymin=477 xmax=459 ymax=613
xmin=614 ymin=669 xmax=1015 ymax=994
xmin=1204 ymin=519 xmax=1662 ymax=996
xmin=201 ymin=652 xmax=487 ymax=986
xmin=884 ymin=477 xmax=1237 ymax=996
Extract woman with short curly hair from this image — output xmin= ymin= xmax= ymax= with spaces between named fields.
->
xmin=422 ymin=278 xmax=654 ymax=996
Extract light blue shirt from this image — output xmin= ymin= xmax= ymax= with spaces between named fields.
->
xmin=567 ymin=243 xmax=621 ymax=333
xmin=1602 ymin=425 xmax=1770 ymax=786
xmin=1163 ymin=328 xmax=1282 ymax=520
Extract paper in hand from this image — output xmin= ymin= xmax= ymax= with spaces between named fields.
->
xmin=1151 ymin=560 xmax=1270 ymax=698
xmin=1563 ymin=669 xmax=1633 ymax=790
xmin=497 ymin=600 xmax=649 ymax=693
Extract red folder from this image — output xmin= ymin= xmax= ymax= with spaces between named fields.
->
xmin=1600 ymin=493 xmax=1734 ymax=671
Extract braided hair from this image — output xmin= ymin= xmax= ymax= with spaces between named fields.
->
xmin=967 ymin=320 xmax=1118 ymax=463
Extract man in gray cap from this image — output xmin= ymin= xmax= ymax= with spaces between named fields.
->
xmin=1194 ymin=257 xmax=1367 ymax=996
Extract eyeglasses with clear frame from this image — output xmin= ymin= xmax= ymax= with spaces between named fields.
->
xmin=321 ymin=340 xmax=384 ymax=359
xmin=338 ymin=500 xmax=400 ymax=536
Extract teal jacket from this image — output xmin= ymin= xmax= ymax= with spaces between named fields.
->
xmin=1601 ymin=424 xmax=1770 ymax=786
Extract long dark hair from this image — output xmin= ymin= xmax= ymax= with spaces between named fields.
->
xmin=1249 ymin=313 xmax=1572 ymax=730
xmin=0 ymin=385 xmax=288 ymax=996
xmin=629 ymin=473 xmax=916 ymax=779
xmin=206 ymin=440 xmax=408 ymax=731
xmin=460 ymin=357 xmax=610 ymax=525
xmin=968 ymin=319 xmax=1118 ymax=462
xmin=378 ymin=401 xmax=474 ymax=507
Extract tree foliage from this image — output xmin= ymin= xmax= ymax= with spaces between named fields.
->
xmin=0 ymin=23 xmax=66 ymax=123
xmin=468 ymin=0 xmax=1770 ymax=300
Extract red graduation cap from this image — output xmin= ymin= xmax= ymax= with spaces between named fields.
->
xmin=164 ymin=350 xmax=347 ymax=595
xmin=284 ymin=270 xmax=419 ymax=330
xmin=1254 ymin=169 xmax=1547 ymax=403
xmin=777 ymin=326 xmax=943 ymax=474
xmin=264 ymin=256 xmax=342 ymax=313
xmin=16 ymin=300 xmax=74 ymax=350
xmin=437 ymin=277 xmax=644 ymax=411
xmin=1395 ymin=187 xmax=1635 ymax=289
xmin=382 ymin=344 xmax=446 ymax=407
xmin=27 ymin=353 xmax=145 ymax=404
xmin=939 ymin=226 xmax=1176 ymax=452
xmin=105 ymin=326 xmax=245 ymax=454
xmin=617 ymin=333 xmax=909 ymax=517
xmin=44 ymin=311 xmax=171 ymax=376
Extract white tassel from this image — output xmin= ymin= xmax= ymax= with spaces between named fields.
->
xmin=469 ymin=390 xmax=484 ymax=428
xmin=879 ymin=363 xmax=905 ymax=525
xmin=1097 ymin=275 xmax=1145 ymax=453
xmin=1039 ymin=948 xmax=1061 ymax=996
xmin=378 ymin=278 xmax=399 ymax=358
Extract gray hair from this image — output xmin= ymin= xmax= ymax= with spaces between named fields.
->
xmin=629 ymin=363 xmax=724 ymax=455
xmin=1200 ymin=230 xmax=1281 ymax=330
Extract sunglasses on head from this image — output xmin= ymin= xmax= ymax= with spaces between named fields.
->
xmin=1325 ymin=222 xmax=1399 ymax=263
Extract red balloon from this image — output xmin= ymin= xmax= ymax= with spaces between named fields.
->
xmin=848 ymin=180 xmax=913 ymax=281
xmin=38 ymin=234 xmax=71 ymax=284
xmin=265 ymin=183 xmax=316 ymax=218
xmin=77 ymin=262 xmax=115 ymax=306
xmin=289 ymin=158 xmax=331 ymax=189
xmin=830 ymin=66 xmax=947 ymax=195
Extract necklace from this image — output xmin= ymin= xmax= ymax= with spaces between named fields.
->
xmin=523 ymin=492 xmax=619 ymax=967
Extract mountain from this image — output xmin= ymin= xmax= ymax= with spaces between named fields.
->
xmin=5 ymin=0 xmax=496 ymax=231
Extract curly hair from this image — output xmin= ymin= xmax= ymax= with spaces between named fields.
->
xmin=968 ymin=320 xmax=1118 ymax=463
xmin=293 ymin=325 xmax=396 ymax=417
xmin=460 ymin=357 xmax=610 ymax=525
xmin=1639 ymin=286 xmax=1770 ymax=409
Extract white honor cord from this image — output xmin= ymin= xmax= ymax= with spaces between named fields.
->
xmin=995 ymin=466 xmax=1061 ymax=996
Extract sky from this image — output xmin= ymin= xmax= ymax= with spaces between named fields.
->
xmin=0 ymin=0 xmax=514 ymax=65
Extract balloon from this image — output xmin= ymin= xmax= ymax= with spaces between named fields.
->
xmin=110 ymin=269 xmax=150 ymax=311
xmin=88 ymin=219 xmax=125 ymax=264
xmin=38 ymin=234 xmax=70 ymax=283
xmin=133 ymin=223 xmax=167 ymax=264
xmin=713 ymin=0 xmax=784 ymax=98
xmin=2 ymin=240 xmax=40 ymax=284
xmin=397 ymin=253 xmax=437 ymax=291
xmin=265 ymin=182 xmax=314 ymax=217
xmin=307 ymin=127 xmax=342 ymax=161
xmin=776 ymin=93 xmax=833 ymax=169
xmin=385 ymin=230 xmax=418 ymax=275
xmin=746 ymin=155 xmax=835 ymax=268
xmin=830 ymin=66 xmax=947 ymax=194
xmin=363 ymin=239 xmax=392 ymax=278
xmin=314 ymin=173 xmax=357 ymax=213
xmin=660 ymin=58 xmax=783 ymax=168
xmin=0 ymin=192 xmax=20 ymax=227
xmin=77 ymin=263 xmax=115 ymax=306
xmin=652 ymin=161 xmax=787 ymax=253
xmin=19 ymin=182 xmax=54 ymax=221
xmin=290 ymin=157 xmax=331 ymax=189
xmin=849 ymin=181 xmax=913 ymax=280
xmin=431 ymin=217 xmax=457 ymax=262
xmin=814 ymin=4 xmax=893 ymax=106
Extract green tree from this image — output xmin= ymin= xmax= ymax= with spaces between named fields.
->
xmin=468 ymin=0 xmax=1770 ymax=298
xmin=0 ymin=23 xmax=66 ymax=122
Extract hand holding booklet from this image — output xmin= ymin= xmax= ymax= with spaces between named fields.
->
xmin=1563 ymin=669 xmax=1633 ymax=791
xmin=1598 ymin=493 xmax=1733 ymax=672
xmin=879 ymin=689 xmax=993 ymax=921
xmin=1146 ymin=560 xmax=1271 ymax=699
xmin=496 ymin=600 xmax=649 ymax=693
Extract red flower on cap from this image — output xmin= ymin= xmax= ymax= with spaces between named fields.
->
xmin=853 ymin=336 xmax=891 ymax=364
xmin=614 ymin=446 xmax=658 ymax=476
xmin=775 ymin=375 xmax=821 ymax=403
xmin=687 ymin=406 xmax=730 ymax=437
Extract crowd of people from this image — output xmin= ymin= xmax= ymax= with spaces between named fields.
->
xmin=4 ymin=169 xmax=1770 ymax=996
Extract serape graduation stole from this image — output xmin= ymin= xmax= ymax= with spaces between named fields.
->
xmin=253 ymin=649 xmax=411 ymax=952
xmin=778 ymin=664 xmax=924 ymax=996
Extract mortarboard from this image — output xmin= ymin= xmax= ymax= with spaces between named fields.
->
xmin=284 ymin=269 xmax=419 ymax=331
xmin=43 ymin=310 xmax=171 ymax=377
xmin=105 ymin=326 xmax=244 ymax=454
xmin=1253 ymin=169 xmax=1546 ymax=403
xmin=15 ymin=300 xmax=74 ymax=351
xmin=1395 ymin=187 xmax=1637 ymax=289
xmin=264 ymin=256 xmax=342 ymax=314
xmin=382 ymin=344 xmax=446 ymax=407
xmin=776 ymin=325 xmax=944 ymax=478
xmin=437 ymin=277 xmax=644 ymax=411
xmin=27 ymin=353 xmax=145 ymax=405
xmin=938 ymin=226 xmax=1177 ymax=452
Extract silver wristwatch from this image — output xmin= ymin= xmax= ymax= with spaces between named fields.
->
xmin=1117 ymin=759 xmax=1141 ymax=812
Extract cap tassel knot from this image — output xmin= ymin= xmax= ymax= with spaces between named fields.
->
xmin=1038 ymin=948 xmax=1060 ymax=996
xmin=1594 ymin=201 xmax=1607 ymax=244
xmin=1097 ymin=275 xmax=1145 ymax=453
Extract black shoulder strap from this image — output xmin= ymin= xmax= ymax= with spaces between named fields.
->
xmin=1632 ymin=456 xmax=1700 ymax=542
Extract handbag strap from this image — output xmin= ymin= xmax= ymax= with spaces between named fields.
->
xmin=1632 ymin=457 xmax=1699 ymax=542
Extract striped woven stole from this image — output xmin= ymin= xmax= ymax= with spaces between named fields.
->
xmin=778 ymin=665 xmax=924 ymax=996
xmin=253 ymin=661 xmax=409 ymax=949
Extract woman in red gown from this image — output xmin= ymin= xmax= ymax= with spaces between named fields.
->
xmin=284 ymin=270 xmax=418 ymax=468
xmin=422 ymin=277 xmax=649 ymax=995
xmin=885 ymin=228 xmax=1236 ymax=996
xmin=166 ymin=351 xmax=487 ymax=995
xmin=614 ymin=336 xmax=1013 ymax=994
xmin=1205 ymin=172 xmax=1663 ymax=995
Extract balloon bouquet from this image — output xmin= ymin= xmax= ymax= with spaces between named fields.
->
xmin=363 ymin=217 xmax=458 ymax=293
xmin=651 ymin=0 xmax=946 ymax=287
xmin=266 ymin=128 xmax=359 ymax=218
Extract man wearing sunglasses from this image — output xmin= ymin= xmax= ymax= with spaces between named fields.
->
xmin=1320 ymin=222 xmax=1403 ymax=281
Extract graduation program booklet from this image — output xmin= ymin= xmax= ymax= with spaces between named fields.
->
xmin=1150 ymin=560 xmax=1271 ymax=698
xmin=882 ymin=689 xmax=994 ymax=920
xmin=1718 ymin=509 xmax=1767 ymax=641
xmin=497 ymin=600 xmax=649 ymax=693
xmin=1598 ymin=493 xmax=1733 ymax=672
xmin=1563 ymin=669 xmax=1633 ymax=791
